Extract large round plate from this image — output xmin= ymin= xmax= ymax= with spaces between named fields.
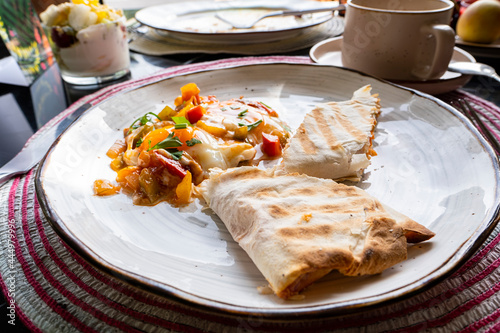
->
xmin=36 ymin=63 xmax=500 ymax=317
xmin=134 ymin=0 xmax=335 ymax=44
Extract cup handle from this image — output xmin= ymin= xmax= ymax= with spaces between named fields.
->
xmin=420 ymin=24 xmax=456 ymax=80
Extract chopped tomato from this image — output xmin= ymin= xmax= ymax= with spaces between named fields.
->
xmin=261 ymin=132 xmax=281 ymax=157
xmin=154 ymin=151 xmax=187 ymax=179
xmin=186 ymin=105 xmax=206 ymax=124
xmin=181 ymin=83 xmax=200 ymax=102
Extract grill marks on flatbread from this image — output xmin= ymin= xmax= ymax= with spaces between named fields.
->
xmin=199 ymin=86 xmax=435 ymax=300
xmin=278 ymin=85 xmax=381 ymax=181
xmin=307 ymin=105 xmax=368 ymax=153
xmin=200 ymin=167 xmax=433 ymax=299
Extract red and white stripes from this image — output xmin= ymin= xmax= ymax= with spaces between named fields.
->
xmin=1 ymin=56 xmax=499 ymax=332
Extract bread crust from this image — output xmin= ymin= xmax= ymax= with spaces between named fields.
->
xmin=200 ymin=167 xmax=427 ymax=299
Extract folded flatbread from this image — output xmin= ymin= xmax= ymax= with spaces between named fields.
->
xmin=200 ymin=166 xmax=434 ymax=299
xmin=277 ymin=85 xmax=381 ymax=181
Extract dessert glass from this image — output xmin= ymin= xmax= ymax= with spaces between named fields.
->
xmin=41 ymin=3 xmax=130 ymax=85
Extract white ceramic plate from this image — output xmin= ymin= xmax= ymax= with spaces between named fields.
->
xmin=135 ymin=0 xmax=335 ymax=44
xmin=455 ymin=36 xmax=500 ymax=59
xmin=37 ymin=63 xmax=500 ymax=317
xmin=310 ymin=36 xmax=476 ymax=95
xmin=129 ymin=17 xmax=344 ymax=55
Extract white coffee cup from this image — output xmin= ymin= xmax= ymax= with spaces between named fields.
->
xmin=341 ymin=0 xmax=456 ymax=81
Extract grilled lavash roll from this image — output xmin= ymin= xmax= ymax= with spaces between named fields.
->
xmin=200 ymin=166 xmax=434 ymax=299
xmin=277 ymin=85 xmax=381 ymax=181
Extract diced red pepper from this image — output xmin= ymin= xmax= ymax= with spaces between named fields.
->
xmin=154 ymin=151 xmax=187 ymax=179
xmin=186 ymin=105 xmax=205 ymax=124
xmin=261 ymin=133 xmax=281 ymax=157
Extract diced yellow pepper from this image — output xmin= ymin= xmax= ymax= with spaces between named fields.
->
xmin=180 ymin=83 xmax=200 ymax=102
xmin=138 ymin=126 xmax=173 ymax=151
xmin=158 ymin=105 xmax=176 ymax=120
xmin=175 ymin=171 xmax=192 ymax=204
xmin=116 ymin=166 xmax=141 ymax=183
xmin=174 ymin=96 xmax=183 ymax=107
xmin=93 ymin=179 xmax=120 ymax=196
xmin=197 ymin=120 xmax=227 ymax=137
xmin=233 ymin=126 xmax=248 ymax=140
xmin=176 ymin=102 xmax=193 ymax=119
xmin=110 ymin=156 xmax=124 ymax=171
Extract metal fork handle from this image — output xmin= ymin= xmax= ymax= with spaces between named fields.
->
xmin=217 ymin=5 xmax=345 ymax=29
xmin=263 ymin=5 xmax=345 ymax=19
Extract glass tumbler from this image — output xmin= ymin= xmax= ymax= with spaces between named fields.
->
xmin=44 ymin=16 xmax=130 ymax=85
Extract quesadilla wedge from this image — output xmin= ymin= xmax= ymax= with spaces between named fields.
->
xmin=199 ymin=166 xmax=434 ymax=299
xmin=277 ymin=85 xmax=381 ymax=181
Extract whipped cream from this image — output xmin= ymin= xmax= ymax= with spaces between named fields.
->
xmin=40 ymin=1 xmax=129 ymax=83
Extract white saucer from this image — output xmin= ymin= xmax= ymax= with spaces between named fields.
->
xmin=310 ymin=36 xmax=476 ymax=95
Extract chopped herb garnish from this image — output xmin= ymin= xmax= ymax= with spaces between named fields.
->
xmin=238 ymin=119 xmax=263 ymax=131
xmin=127 ymin=112 xmax=161 ymax=135
xmin=148 ymin=132 xmax=182 ymax=151
xmin=135 ymin=137 xmax=143 ymax=147
xmin=237 ymin=109 xmax=248 ymax=118
xmin=230 ymin=106 xmax=240 ymax=110
xmin=221 ymin=107 xmax=227 ymax=111
xmin=186 ymin=138 xmax=202 ymax=147
xmin=166 ymin=149 xmax=183 ymax=160
xmin=174 ymin=123 xmax=188 ymax=129
xmin=260 ymin=102 xmax=272 ymax=109
xmin=172 ymin=116 xmax=192 ymax=126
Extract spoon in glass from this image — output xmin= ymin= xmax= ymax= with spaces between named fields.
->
xmin=448 ymin=62 xmax=500 ymax=83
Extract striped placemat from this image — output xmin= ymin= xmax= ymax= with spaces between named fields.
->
xmin=1 ymin=56 xmax=499 ymax=332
